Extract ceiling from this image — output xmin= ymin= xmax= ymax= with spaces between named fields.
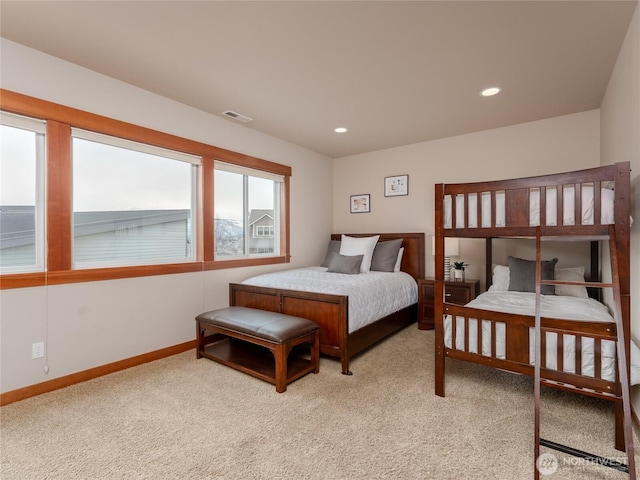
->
xmin=1 ymin=1 xmax=637 ymax=158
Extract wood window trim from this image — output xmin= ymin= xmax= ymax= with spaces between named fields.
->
xmin=47 ymin=120 xmax=72 ymax=271
xmin=0 ymin=89 xmax=291 ymax=289
xmin=1 ymin=90 xmax=291 ymax=177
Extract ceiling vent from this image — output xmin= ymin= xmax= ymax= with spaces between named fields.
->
xmin=222 ymin=110 xmax=253 ymax=123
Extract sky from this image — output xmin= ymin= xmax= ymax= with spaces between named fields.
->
xmin=73 ymin=137 xmax=192 ymax=211
xmin=1 ymin=124 xmax=37 ymax=205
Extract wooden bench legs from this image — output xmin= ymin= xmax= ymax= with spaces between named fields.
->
xmin=272 ymin=331 xmax=320 ymax=392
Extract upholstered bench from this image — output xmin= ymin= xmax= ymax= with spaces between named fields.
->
xmin=196 ymin=306 xmax=320 ymax=392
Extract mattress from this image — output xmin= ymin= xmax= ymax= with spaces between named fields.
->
xmin=444 ymin=291 xmax=640 ymax=385
xmin=241 ymin=267 xmax=418 ymax=333
xmin=444 ymin=185 xmax=615 ymax=229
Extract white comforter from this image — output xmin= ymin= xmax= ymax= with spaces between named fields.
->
xmin=242 ymin=267 xmax=418 ymax=333
xmin=444 ymin=291 xmax=640 ymax=384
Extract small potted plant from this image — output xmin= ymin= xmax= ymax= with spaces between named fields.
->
xmin=452 ymin=261 xmax=468 ymax=281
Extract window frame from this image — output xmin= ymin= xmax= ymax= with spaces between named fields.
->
xmin=0 ymin=89 xmax=291 ymax=289
xmin=0 ymin=112 xmax=47 ymax=274
xmin=70 ymin=128 xmax=200 ymax=269
xmin=214 ymin=161 xmax=282 ymax=260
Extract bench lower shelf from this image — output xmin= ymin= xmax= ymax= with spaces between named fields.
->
xmin=200 ymin=338 xmax=315 ymax=389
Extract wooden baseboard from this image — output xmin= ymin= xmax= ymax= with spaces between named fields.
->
xmin=0 ymin=340 xmax=195 ymax=406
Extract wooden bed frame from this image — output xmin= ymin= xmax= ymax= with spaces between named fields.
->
xmin=434 ymin=162 xmax=631 ymax=451
xmin=229 ymin=232 xmax=425 ymax=374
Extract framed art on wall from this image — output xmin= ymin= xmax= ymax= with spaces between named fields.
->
xmin=350 ymin=194 xmax=370 ymax=213
xmin=384 ymin=175 xmax=409 ymax=197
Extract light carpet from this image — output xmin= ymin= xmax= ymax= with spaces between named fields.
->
xmin=1 ymin=326 xmax=637 ymax=479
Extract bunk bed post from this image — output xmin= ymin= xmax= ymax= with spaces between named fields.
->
xmin=434 ymin=183 xmax=446 ymax=397
xmin=486 ymin=238 xmax=493 ymax=289
xmin=614 ymin=162 xmax=631 ymax=452
xmin=589 ymin=241 xmax=601 ymax=301
xmin=614 ymin=162 xmax=631 ymax=360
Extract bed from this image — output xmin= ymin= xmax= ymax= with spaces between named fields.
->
xmin=229 ymin=232 xmax=425 ymax=374
xmin=434 ymin=162 xmax=632 ymax=452
xmin=444 ymin=291 xmax=640 ymax=384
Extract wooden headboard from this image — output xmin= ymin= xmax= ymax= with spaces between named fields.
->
xmin=330 ymin=232 xmax=425 ymax=280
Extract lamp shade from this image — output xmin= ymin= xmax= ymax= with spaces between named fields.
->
xmin=431 ymin=237 xmax=460 ymax=256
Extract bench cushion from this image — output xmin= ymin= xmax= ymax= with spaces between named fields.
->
xmin=196 ymin=307 xmax=319 ymax=343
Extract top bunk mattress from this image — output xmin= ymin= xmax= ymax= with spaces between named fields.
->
xmin=241 ymin=267 xmax=418 ymax=333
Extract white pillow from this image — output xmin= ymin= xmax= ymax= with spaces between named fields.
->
xmin=488 ymin=265 xmax=510 ymax=291
xmin=393 ymin=247 xmax=404 ymax=272
xmin=340 ymin=235 xmax=380 ymax=273
xmin=555 ymin=266 xmax=588 ymax=298
xmin=488 ymin=264 xmax=589 ymax=298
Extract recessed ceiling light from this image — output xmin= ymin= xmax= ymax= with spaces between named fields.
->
xmin=480 ymin=87 xmax=501 ymax=97
xmin=334 ymin=127 xmax=348 ymax=133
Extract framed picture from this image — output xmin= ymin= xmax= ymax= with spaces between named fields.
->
xmin=384 ymin=175 xmax=409 ymax=197
xmin=350 ymin=194 xmax=370 ymax=213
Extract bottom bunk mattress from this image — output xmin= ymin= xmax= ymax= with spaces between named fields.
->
xmin=444 ymin=291 xmax=640 ymax=384
xmin=241 ymin=267 xmax=418 ymax=333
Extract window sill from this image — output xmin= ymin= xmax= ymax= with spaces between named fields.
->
xmin=0 ymin=272 xmax=46 ymax=289
xmin=1 ymin=256 xmax=290 ymax=289
xmin=205 ymin=256 xmax=288 ymax=270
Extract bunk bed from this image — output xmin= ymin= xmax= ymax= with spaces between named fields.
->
xmin=433 ymin=162 xmax=632 ymax=452
xmin=230 ymin=232 xmax=425 ymax=375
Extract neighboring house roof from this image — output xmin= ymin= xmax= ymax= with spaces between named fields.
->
xmin=0 ymin=206 xmax=190 ymax=249
xmin=0 ymin=206 xmax=35 ymax=249
xmin=248 ymin=209 xmax=273 ymax=227
xmin=73 ymin=210 xmax=190 ymax=237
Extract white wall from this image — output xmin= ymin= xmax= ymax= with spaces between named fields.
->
xmin=333 ymin=110 xmax=601 ymax=285
xmin=0 ymin=40 xmax=334 ymax=393
xmin=600 ymin=4 xmax=640 ymax=411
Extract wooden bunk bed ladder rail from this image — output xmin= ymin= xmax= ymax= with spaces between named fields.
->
xmin=533 ymin=226 xmax=635 ymax=480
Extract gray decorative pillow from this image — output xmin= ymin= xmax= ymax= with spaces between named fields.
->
xmin=370 ymin=239 xmax=403 ymax=272
xmin=320 ymin=240 xmax=341 ymax=267
xmin=508 ymin=256 xmax=558 ymax=295
xmin=326 ymin=253 xmax=363 ymax=275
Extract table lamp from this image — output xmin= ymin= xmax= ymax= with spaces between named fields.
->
xmin=431 ymin=237 xmax=460 ymax=280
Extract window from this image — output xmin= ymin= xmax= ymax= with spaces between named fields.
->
xmin=256 ymin=226 xmax=274 ymax=237
xmin=1 ymin=90 xmax=291 ymax=288
xmin=0 ymin=112 xmax=46 ymax=273
xmin=71 ymin=129 xmax=199 ymax=268
xmin=214 ymin=162 xmax=282 ymax=258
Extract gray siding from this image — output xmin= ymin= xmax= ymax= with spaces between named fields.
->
xmin=74 ymin=220 xmax=190 ymax=264
xmin=0 ymin=244 xmax=36 ymax=268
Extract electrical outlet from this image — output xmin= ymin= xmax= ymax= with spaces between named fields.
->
xmin=32 ymin=342 xmax=45 ymax=359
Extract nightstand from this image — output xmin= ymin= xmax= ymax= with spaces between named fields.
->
xmin=417 ymin=278 xmax=480 ymax=330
